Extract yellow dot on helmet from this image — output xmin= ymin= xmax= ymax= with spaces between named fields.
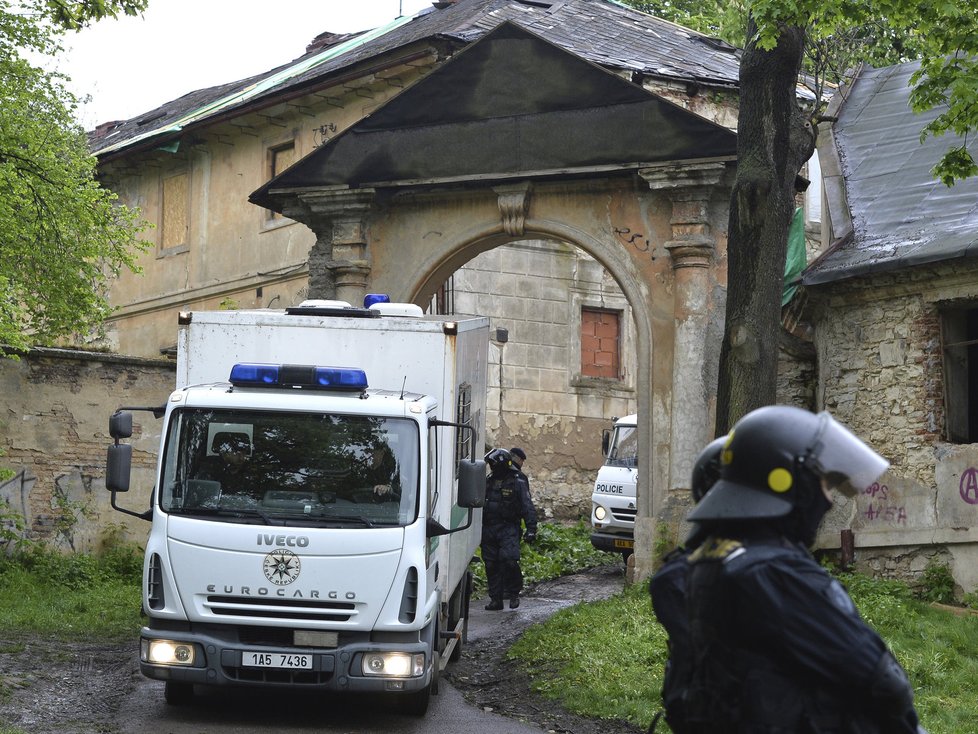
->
xmin=768 ymin=468 xmax=793 ymax=493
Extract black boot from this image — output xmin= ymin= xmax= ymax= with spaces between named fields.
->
xmin=485 ymin=599 xmax=503 ymax=611
xmin=509 ymin=595 xmax=520 ymax=609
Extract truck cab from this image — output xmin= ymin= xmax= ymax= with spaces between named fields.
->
xmin=589 ymin=414 xmax=638 ymax=558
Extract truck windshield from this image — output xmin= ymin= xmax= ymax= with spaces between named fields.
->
xmin=159 ymin=409 xmax=419 ymax=527
xmin=607 ymin=424 xmax=638 ymax=468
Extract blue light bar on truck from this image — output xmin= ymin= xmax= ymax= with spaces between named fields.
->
xmin=228 ymin=363 xmax=368 ymax=390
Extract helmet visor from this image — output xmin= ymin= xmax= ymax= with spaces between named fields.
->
xmin=805 ymin=412 xmax=889 ymax=496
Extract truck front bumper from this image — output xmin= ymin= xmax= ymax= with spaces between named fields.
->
xmin=589 ymin=530 xmax=634 ymax=554
xmin=138 ymin=624 xmax=432 ymax=694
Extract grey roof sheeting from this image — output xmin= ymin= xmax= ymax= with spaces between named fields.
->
xmin=804 ymin=62 xmax=978 ymax=286
xmin=248 ymin=21 xmax=737 ymax=207
xmin=90 ymin=0 xmax=741 ymax=158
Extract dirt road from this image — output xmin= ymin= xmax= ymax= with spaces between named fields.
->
xmin=0 ymin=565 xmax=644 ymax=733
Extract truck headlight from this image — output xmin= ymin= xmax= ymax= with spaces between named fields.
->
xmin=142 ymin=638 xmax=197 ymax=666
xmin=362 ymin=652 xmax=424 ymax=677
xmin=594 ymin=505 xmax=607 ymax=521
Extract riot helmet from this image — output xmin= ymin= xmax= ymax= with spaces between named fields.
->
xmin=688 ymin=405 xmax=888 ymax=524
xmin=691 ymin=437 xmax=726 ymax=502
xmin=485 ymin=448 xmax=513 ymax=473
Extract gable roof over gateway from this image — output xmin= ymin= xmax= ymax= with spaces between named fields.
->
xmin=250 ymin=21 xmax=737 ymax=208
xmin=90 ymin=0 xmax=741 ymax=159
xmin=805 ymin=62 xmax=978 ymax=286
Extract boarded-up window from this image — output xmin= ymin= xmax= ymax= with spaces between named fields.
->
xmin=942 ymin=305 xmax=978 ymax=443
xmin=581 ymin=307 xmax=620 ymax=379
xmin=267 ymin=142 xmax=296 ymax=221
xmin=161 ymin=171 xmax=189 ymax=250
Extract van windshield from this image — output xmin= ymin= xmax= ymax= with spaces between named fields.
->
xmin=159 ymin=409 xmax=419 ymax=527
xmin=607 ymin=424 xmax=638 ymax=468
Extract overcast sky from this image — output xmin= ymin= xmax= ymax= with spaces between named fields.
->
xmin=58 ymin=0 xmax=435 ymax=129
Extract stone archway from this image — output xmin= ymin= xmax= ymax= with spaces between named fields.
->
xmin=251 ymin=22 xmax=736 ymax=580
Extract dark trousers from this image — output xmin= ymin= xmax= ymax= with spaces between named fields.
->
xmin=482 ymin=522 xmax=523 ymax=601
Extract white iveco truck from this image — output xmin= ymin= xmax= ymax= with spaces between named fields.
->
xmin=589 ymin=414 xmax=638 ymax=558
xmin=106 ymin=298 xmax=488 ymax=715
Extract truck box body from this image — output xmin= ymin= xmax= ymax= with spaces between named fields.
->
xmin=112 ymin=305 xmax=489 ymax=712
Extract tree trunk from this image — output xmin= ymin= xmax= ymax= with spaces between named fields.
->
xmin=714 ymin=18 xmax=814 ymax=435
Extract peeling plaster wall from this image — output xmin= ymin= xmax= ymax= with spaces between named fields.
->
xmin=453 ymin=241 xmax=638 ymax=520
xmin=0 ymin=350 xmax=173 ymax=552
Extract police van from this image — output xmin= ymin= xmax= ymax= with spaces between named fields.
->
xmin=589 ymin=414 xmax=638 ymax=558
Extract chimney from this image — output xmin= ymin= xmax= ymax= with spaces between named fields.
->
xmin=432 ymin=1 xmax=459 ymax=8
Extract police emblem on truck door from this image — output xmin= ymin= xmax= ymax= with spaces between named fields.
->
xmin=263 ymin=550 xmax=301 ymax=585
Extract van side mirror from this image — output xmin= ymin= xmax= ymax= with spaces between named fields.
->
xmin=110 ymin=411 xmax=133 ymax=439
xmin=106 ymin=444 xmax=132 ymax=492
xmin=457 ymin=459 xmax=486 ymax=508
xmin=601 ymin=428 xmax=611 ymax=458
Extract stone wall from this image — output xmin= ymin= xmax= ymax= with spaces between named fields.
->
xmin=807 ymin=263 xmax=978 ymax=594
xmin=0 ymin=349 xmax=173 ymax=552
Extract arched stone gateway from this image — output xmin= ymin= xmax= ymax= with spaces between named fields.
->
xmin=251 ymin=22 xmax=736 ymax=580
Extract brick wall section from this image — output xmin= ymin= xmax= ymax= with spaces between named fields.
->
xmin=0 ymin=349 xmax=173 ymax=551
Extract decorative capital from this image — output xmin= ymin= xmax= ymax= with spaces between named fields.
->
xmin=493 ymin=182 xmax=532 ymax=236
xmin=665 ymin=238 xmax=714 ymax=268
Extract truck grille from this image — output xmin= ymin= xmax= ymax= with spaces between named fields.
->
xmin=223 ymin=666 xmax=333 ymax=685
xmin=205 ymin=595 xmax=356 ymax=622
xmin=611 ymin=507 xmax=637 ymax=523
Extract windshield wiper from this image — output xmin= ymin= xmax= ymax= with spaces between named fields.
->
xmin=172 ymin=507 xmax=284 ymax=525
xmin=300 ymin=509 xmax=376 ymax=527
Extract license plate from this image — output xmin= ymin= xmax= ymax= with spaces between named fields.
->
xmin=613 ymin=538 xmax=634 ymax=549
xmin=242 ymin=651 xmax=312 ymax=669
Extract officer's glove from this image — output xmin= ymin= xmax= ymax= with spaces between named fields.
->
xmin=523 ymin=530 xmax=537 ymax=544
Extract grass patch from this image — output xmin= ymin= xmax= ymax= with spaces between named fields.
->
xmin=0 ymin=545 xmax=143 ymax=640
xmin=510 ymin=567 xmax=978 ymax=733
xmin=471 ymin=520 xmax=618 ymax=596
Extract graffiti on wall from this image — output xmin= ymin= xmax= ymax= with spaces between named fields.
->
xmin=862 ymin=482 xmax=907 ymax=524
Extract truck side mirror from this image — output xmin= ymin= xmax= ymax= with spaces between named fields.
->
xmin=106 ymin=444 xmax=132 ymax=492
xmin=457 ymin=459 xmax=486 ymax=508
xmin=601 ymin=428 xmax=611 ymax=457
xmin=110 ymin=411 xmax=133 ymax=439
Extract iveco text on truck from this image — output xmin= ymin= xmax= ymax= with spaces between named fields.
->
xmin=589 ymin=414 xmax=638 ymax=557
xmin=106 ymin=297 xmax=489 ymax=715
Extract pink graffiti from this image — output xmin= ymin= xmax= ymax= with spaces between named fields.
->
xmin=863 ymin=504 xmax=907 ymax=524
xmin=864 ymin=482 xmax=889 ymax=501
xmin=960 ymin=468 xmax=978 ymax=505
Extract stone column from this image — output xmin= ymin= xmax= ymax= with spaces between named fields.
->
xmin=287 ymin=188 xmax=377 ymax=304
xmin=641 ymin=162 xmax=726 ymax=495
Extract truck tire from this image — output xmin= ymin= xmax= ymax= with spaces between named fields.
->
xmin=163 ymin=680 xmax=194 ymax=705
xmin=450 ymin=571 xmax=472 ymax=662
xmin=398 ymin=653 xmax=436 ymax=718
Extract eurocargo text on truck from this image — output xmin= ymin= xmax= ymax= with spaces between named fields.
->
xmin=105 ymin=296 xmax=489 ymax=715
xmin=589 ymin=414 xmax=638 ymax=558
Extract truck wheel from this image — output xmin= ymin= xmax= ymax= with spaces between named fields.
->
xmin=163 ymin=680 xmax=194 ymax=705
xmin=398 ymin=683 xmax=431 ymax=716
xmin=450 ymin=572 xmax=471 ymax=663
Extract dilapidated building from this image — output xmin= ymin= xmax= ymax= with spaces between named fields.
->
xmin=805 ymin=61 xmax=978 ymax=593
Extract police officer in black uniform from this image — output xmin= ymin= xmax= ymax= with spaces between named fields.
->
xmin=482 ymin=448 xmax=538 ymax=611
xmin=684 ymin=405 xmax=925 ymax=734
xmin=648 ymin=436 xmax=725 ymax=733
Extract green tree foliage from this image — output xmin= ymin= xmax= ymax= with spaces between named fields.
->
xmin=0 ymin=0 xmax=149 ymax=351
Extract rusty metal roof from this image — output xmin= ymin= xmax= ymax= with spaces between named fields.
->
xmin=805 ymin=62 xmax=978 ymax=286
xmin=249 ymin=21 xmax=737 ymax=206
xmin=90 ymin=0 xmax=741 ymax=158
